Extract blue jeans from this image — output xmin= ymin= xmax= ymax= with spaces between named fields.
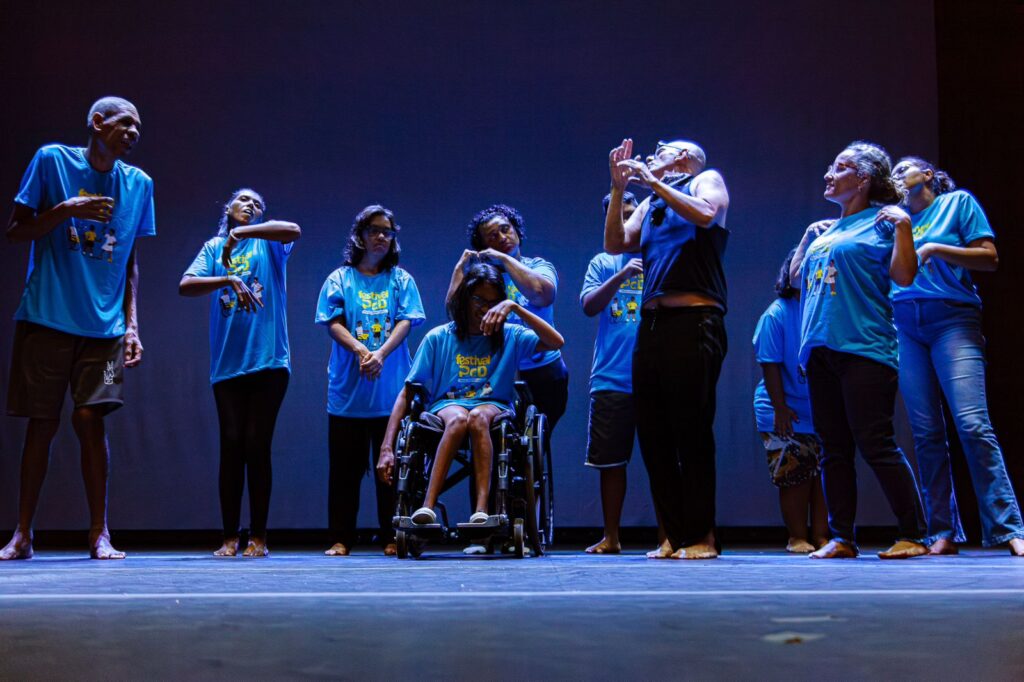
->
xmin=895 ymin=299 xmax=1024 ymax=546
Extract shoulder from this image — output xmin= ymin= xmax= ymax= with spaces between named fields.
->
xmin=202 ymin=236 xmax=225 ymax=251
xmin=426 ymin=323 xmax=454 ymax=340
xmin=116 ymin=160 xmax=153 ymax=186
xmin=692 ymin=168 xmax=726 ymax=188
xmin=591 ymin=252 xmax=616 ymax=268
xmin=392 ymin=266 xmax=415 ymax=283
xmin=521 ymin=255 xmax=554 ymax=269
xmin=941 ymin=189 xmax=978 ymax=209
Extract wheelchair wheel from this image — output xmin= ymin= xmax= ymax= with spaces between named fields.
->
xmin=513 ymin=519 xmax=525 ymax=558
xmin=396 ymin=530 xmax=409 ymax=559
xmin=532 ymin=413 xmax=554 ymax=547
xmin=523 ymin=443 xmax=544 ymax=557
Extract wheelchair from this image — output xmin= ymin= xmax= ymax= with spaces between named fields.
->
xmin=390 ymin=381 xmax=553 ymax=558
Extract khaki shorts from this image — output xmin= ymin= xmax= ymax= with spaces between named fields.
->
xmin=7 ymin=321 xmax=125 ymax=419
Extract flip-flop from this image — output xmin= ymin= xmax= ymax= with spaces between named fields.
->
xmin=411 ymin=507 xmax=436 ymax=524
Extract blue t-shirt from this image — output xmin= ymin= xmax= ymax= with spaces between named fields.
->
xmin=580 ymin=252 xmax=643 ymax=394
xmin=799 ymin=207 xmax=898 ymax=370
xmin=184 ymin=236 xmax=293 ymax=384
xmin=501 ymin=255 xmax=561 ymax=371
xmin=891 ymin=190 xmax=994 ymax=306
xmin=315 ymin=266 xmax=426 ymax=418
xmin=753 ymin=297 xmax=813 ymax=434
xmin=406 ymin=322 xmax=540 ymax=414
xmin=13 ymin=144 xmax=156 ymax=338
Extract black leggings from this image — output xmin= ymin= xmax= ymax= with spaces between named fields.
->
xmin=328 ymin=415 xmax=394 ymax=547
xmin=212 ymin=368 xmax=289 ymax=538
xmin=633 ymin=307 xmax=726 ymax=549
xmin=520 ymin=357 xmax=569 ymax=452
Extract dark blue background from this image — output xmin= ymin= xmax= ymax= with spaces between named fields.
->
xmin=0 ymin=1 xmax=939 ymax=530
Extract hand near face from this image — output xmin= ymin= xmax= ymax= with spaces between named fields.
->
xmin=62 ymin=195 xmax=115 ymax=223
xmin=227 ymin=275 xmax=262 ymax=313
xmin=480 ymin=299 xmax=517 ymax=336
xmin=617 ymin=156 xmax=657 ymax=187
xmin=608 ymin=138 xmax=634 ymax=191
xmin=476 ymin=248 xmax=509 ymax=266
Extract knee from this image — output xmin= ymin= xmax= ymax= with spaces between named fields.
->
xmin=70 ymin=407 xmax=104 ymax=438
xmin=445 ymin=412 xmax=469 ymax=435
xmin=467 ymin=410 xmax=493 ymax=435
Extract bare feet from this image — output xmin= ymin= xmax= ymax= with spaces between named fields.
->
xmin=383 ymin=543 xmax=397 ymax=556
xmin=928 ymin=538 xmax=959 ymax=556
xmin=324 ymin=542 xmax=349 ymax=556
xmin=878 ymin=540 xmax=928 ymax=560
xmin=214 ymin=537 xmax=240 ymax=557
xmin=243 ymin=537 xmax=269 ymax=558
xmin=786 ymin=538 xmax=815 ymax=554
xmin=646 ymin=539 xmax=673 ymax=559
xmin=813 ymin=537 xmax=831 ymax=549
xmin=1008 ymin=538 xmax=1024 ymax=557
xmin=89 ymin=529 xmax=126 ymax=560
xmin=585 ymin=537 xmax=621 ymax=554
xmin=0 ymin=529 xmax=34 ymax=560
xmin=809 ymin=539 xmax=858 ymax=559
xmin=671 ymin=543 xmax=719 ymax=560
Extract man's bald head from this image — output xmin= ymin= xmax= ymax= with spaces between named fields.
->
xmin=665 ymin=140 xmax=707 ymax=171
xmin=86 ymin=96 xmax=138 ymax=129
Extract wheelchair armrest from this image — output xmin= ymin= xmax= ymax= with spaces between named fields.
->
xmin=405 ymin=382 xmax=430 ymax=421
xmin=514 ymin=380 xmax=534 ymax=406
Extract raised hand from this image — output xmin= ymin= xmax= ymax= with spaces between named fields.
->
xmin=620 ymin=257 xmax=643 ymax=279
xmin=609 ymin=138 xmax=635 ymax=190
xmin=227 ymin=275 xmax=263 ymax=313
xmin=62 ymin=195 xmax=114 ymax=223
xmin=617 ymin=156 xmax=657 ymax=187
xmin=477 ymin=248 xmax=509 ymax=266
xmin=480 ymin=299 xmax=517 ymax=336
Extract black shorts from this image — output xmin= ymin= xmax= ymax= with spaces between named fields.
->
xmin=7 ymin=321 xmax=125 ymax=419
xmin=585 ymin=390 xmax=636 ymax=468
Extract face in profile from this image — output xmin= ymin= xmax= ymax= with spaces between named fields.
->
xmin=823 ymin=150 xmax=863 ymax=204
xmin=891 ymin=159 xmax=931 ymax=196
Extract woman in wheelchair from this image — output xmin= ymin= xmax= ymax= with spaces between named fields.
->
xmin=376 ymin=262 xmax=563 ymax=526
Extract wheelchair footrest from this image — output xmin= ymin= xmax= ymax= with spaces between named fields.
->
xmin=455 ymin=514 xmax=506 ymax=532
xmin=394 ymin=516 xmax=444 ymax=533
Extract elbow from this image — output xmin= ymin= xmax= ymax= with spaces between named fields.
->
xmin=549 ymin=332 xmax=565 ymax=350
xmin=282 ymin=222 xmax=302 ymax=243
xmin=604 ymin=241 xmax=624 ymax=256
xmin=178 ymin=276 xmax=194 ymax=296
xmin=986 ymin=253 xmax=999 ymax=272
xmin=893 ymin=272 xmax=916 ymax=287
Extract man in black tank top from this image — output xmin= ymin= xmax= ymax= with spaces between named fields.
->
xmin=604 ymin=138 xmax=730 ymax=560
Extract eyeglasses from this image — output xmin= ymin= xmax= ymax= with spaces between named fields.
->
xmin=364 ymin=226 xmax=396 ymax=240
xmin=655 ymin=141 xmax=688 ymax=156
xmin=825 ymin=162 xmax=859 ymax=176
xmin=471 ymin=294 xmax=503 ymax=309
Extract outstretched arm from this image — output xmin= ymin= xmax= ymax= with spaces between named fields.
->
xmin=222 ymin=220 xmax=301 ymax=269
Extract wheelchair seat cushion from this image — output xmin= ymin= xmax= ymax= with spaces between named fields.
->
xmin=417 ymin=408 xmax=515 ymax=432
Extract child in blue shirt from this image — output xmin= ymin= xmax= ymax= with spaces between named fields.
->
xmin=180 ymin=188 xmax=301 ymax=558
xmin=753 ymin=250 xmax=827 ymax=553
xmin=314 ymin=205 xmax=425 ymax=557
xmin=377 ymin=262 xmax=564 ymax=526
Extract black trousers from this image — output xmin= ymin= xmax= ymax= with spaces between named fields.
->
xmin=806 ymin=347 xmax=927 ymax=544
xmin=520 ymin=357 xmax=569 ymax=450
xmin=211 ymin=368 xmax=289 ymax=538
xmin=633 ymin=307 xmax=726 ymax=548
xmin=328 ymin=415 xmax=394 ymax=547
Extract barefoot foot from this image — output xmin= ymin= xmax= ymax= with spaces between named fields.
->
xmin=324 ymin=542 xmax=349 ymax=556
xmin=809 ymin=539 xmax=858 ymax=559
xmin=585 ymin=537 xmax=621 ymax=554
xmin=671 ymin=543 xmax=719 ymax=560
xmin=89 ymin=529 xmax=126 ymax=560
xmin=0 ymin=529 xmax=34 ymax=560
xmin=786 ymin=538 xmax=815 ymax=554
xmin=878 ymin=540 xmax=928 ymax=560
xmin=243 ymin=538 xmax=269 ymax=558
xmin=928 ymin=538 xmax=959 ymax=556
xmin=646 ymin=539 xmax=673 ymax=559
xmin=1008 ymin=538 xmax=1024 ymax=557
xmin=383 ymin=543 xmax=397 ymax=556
xmin=214 ymin=537 xmax=240 ymax=557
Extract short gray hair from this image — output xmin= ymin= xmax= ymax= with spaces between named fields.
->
xmin=86 ymin=96 xmax=137 ymax=128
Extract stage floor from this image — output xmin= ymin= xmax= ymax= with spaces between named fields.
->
xmin=2 ymin=547 xmax=1023 ymax=680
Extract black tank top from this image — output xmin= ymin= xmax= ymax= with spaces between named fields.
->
xmin=639 ymin=174 xmax=729 ymax=311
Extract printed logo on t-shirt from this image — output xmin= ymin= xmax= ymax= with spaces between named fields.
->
xmin=219 ymin=251 xmax=264 ymax=317
xmin=68 ymin=190 xmax=118 ymax=263
xmin=610 ymin=272 xmax=643 ymax=324
xmin=444 ymin=353 xmax=495 ymax=400
xmin=354 ymin=290 xmax=393 ymax=350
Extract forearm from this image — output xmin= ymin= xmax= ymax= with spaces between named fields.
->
xmin=603 ymin=188 xmax=628 ymax=254
xmin=178 ymin=275 xmax=234 ymax=296
xmin=6 ymin=203 xmax=69 ymax=243
xmin=761 ymin=364 xmax=788 ymax=411
xmin=790 ymin=232 xmax=815 ymax=283
xmin=581 ymin=273 xmax=627 ymax=317
xmin=929 ymin=243 xmax=999 ymax=271
xmin=650 ymin=181 xmax=716 ymax=227
xmin=445 ymin=262 xmax=464 ymax=304
xmin=890 ymin=225 xmax=918 ymax=286
xmin=377 ymin=320 xmax=412 ymax=359
xmin=511 ymin=303 xmax=563 ymax=351
xmin=502 ymin=256 xmax=554 ymax=307
xmin=382 ymin=389 xmax=410 ymax=451
xmin=327 ymin=320 xmax=367 ymax=356
xmin=231 ymin=220 xmax=301 ymax=243
xmin=123 ymin=249 xmax=140 ymax=333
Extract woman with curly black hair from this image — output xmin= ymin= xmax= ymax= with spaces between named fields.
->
xmin=314 ymin=205 xmax=425 ymax=556
xmin=377 ymin=262 xmax=563 ymax=526
xmin=890 ymin=157 xmax=1024 ymax=557
xmin=179 ymin=188 xmax=301 ymax=557
xmin=797 ymin=141 xmax=927 ymax=560
xmin=446 ymin=204 xmax=568 ymax=464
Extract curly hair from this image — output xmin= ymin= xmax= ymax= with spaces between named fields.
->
xmin=447 ymin=262 xmax=507 ymax=351
xmin=775 ymin=248 xmax=798 ymax=299
xmin=216 ymin=188 xmax=265 ymax=237
xmin=343 ymin=204 xmax=402 ymax=270
xmin=602 ymin=191 xmax=637 ymax=214
xmin=896 ymin=156 xmax=957 ymax=196
xmin=466 ymin=204 xmax=525 ymax=251
xmin=844 ymin=141 xmax=905 ymax=206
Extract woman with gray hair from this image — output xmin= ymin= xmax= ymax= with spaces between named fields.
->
xmin=796 ymin=141 xmax=928 ymax=560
